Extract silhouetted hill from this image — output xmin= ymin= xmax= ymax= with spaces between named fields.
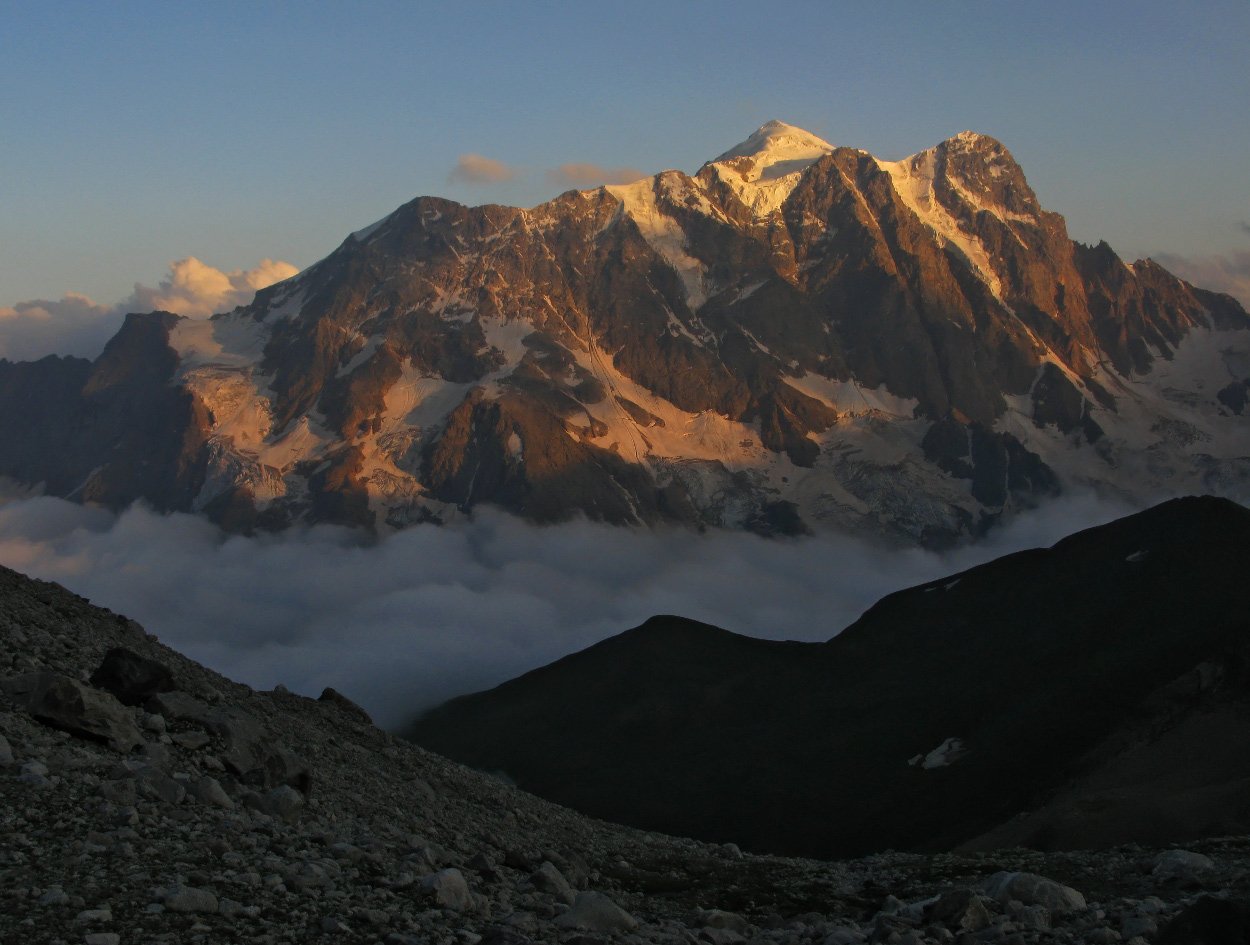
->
xmin=411 ymin=495 xmax=1250 ymax=857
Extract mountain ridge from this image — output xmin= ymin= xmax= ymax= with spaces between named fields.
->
xmin=1 ymin=123 xmax=1247 ymax=543
xmin=411 ymin=495 xmax=1250 ymax=858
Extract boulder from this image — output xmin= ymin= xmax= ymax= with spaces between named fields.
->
xmin=928 ymin=888 xmax=993 ymax=932
xmin=318 ymin=686 xmax=373 ymax=724
xmin=554 ymin=892 xmax=638 ymax=932
xmin=420 ymin=868 xmax=473 ymax=911
xmin=1152 ymin=849 xmax=1216 ymax=884
xmin=162 ymin=884 xmax=219 ymax=913
xmin=530 ymin=861 xmax=575 ymax=904
xmin=187 ymin=776 xmax=234 ymax=809
xmin=89 ymin=647 xmax=175 ymax=705
xmin=981 ymin=872 xmax=1085 ymax=913
xmin=2 ymin=671 xmax=142 ymax=750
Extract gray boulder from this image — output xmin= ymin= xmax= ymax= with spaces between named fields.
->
xmin=530 ymin=861 xmax=575 ymax=904
xmin=318 ymin=686 xmax=373 ymax=724
xmin=554 ymin=891 xmax=639 ymax=932
xmin=260 ymin=784 xmax=305 ymax=822
xmin=420 ymin=868 xmax=473 ymax=911
xmin=187 ymin=775 xmax=234 ymax=809
xmin=162 ymin=884 xmax=219 ymax=913
xmin=981 ymin=871 xmax=1085 ymax=913
xmin=3 ymin=671 xmax=142 ymax=750
xmin=1152 ymin=849 xmax=1216 ymax=884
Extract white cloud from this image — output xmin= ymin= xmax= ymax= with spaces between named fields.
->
xmin=448 ymin=153 xmax=516 ymax=185
xmin=0 ymin=257 xmax=298 ymax=362
xmin=0 ymin=489 xmax=1140 ymax=730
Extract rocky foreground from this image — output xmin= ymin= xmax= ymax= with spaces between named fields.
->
xmin=3 ymin=564 xmax=1249 ymax=945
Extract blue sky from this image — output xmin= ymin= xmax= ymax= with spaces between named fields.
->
xmin=3 ymin=0 xmax=1248 ymax=309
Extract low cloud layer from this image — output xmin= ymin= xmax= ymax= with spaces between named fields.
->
xmin=0 ymin=490 xmax=1139 ymax=730
xmin=448 ymin=153 xmax=516 ymax=185
xmin=547 ymin=163 xmax=646 ymax=188
xmin=1155 ymin=250 xmax=1250 ymax=308
xmin=0 ymin=257 xmax=298 ymax=362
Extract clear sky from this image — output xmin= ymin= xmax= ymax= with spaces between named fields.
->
xmin=3 ymin=0 xmax=1248 ymax=309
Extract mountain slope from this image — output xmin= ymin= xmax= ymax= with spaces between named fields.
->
xmin=410 ymin=495 xmax=1250 ymax=858
xmin=7 ymin=556 xmax=1250 ymax=944
xmin=2 ymin=123 xmax=1248 ymax=543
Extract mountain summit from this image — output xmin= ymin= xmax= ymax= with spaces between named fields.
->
xmin=1 ymin=124 xmax=1247 ymax=543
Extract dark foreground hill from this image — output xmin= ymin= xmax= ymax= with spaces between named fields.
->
xmin=4 ymin=550 xmax=1250 ymax=943
xmin=411 ymin=495 xmax=1250 ymax=860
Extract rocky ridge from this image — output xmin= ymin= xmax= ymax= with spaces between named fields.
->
xmin=5 ymin=563 xmax=1250 ymax=944
xmin=1 ymin=122 xmax=1248 ymax=544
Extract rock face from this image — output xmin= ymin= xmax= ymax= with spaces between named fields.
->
xmin=412 ymin=495 xmax=1250 ymax=858
xmin=1 ymin=122 xmax=1248 ymax=544
xmin=5 ymin=555 xmax=1250 ymax=945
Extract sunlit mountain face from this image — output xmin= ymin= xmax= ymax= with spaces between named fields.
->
xmin=2 ymin=122 xmax=1247 ymax=546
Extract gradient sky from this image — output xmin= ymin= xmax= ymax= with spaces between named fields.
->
xmin=3 ymin=0 xmax=1248 ymax=308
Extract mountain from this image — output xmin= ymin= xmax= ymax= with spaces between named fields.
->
xmin=5 ymin=553 xmax=1250 ymax=945
xmin=2 ymin=122 xmax=1249 ymax=543
xmin=410 ymin=495 xmax=1250 ymax=859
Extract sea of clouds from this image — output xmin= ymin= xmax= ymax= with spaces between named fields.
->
xmin=0 ymin=488 xmax=1141 ymax=729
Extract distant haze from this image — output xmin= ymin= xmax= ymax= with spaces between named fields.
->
xmin=0 ymin=488 xmax=1143 ymax=729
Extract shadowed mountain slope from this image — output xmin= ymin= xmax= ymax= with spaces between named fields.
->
xmin=411 ymin=496 xmax=1250 ymax=858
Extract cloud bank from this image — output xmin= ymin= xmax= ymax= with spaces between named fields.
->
xmin=547 ymin=163 xmax=646 ymax=188
xmin=0 ymin=257 xmax=298 ymax=362
xmin=448 ymin=153 xmax=516 ymax=185
xmin=0 ymin=490 xmax=1139 ymax=730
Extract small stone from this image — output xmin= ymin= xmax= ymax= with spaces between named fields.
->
xmin=930 ymin=889 xmax=992 ymax=932
xmin=421 ymin=868 xmax=473 ymax=911
xmin=84 ymin=934 xmax=120 ymax=945
xmin=260 ymin=784 xmax=304 ymax=822
xmin=162 ymin=884 xmax=219 ymax=913
xmin=39 ymin=887 xmax=70 ymax=906
xmin=696 ymin=909 xmax=750 ymax=934
xmin=133 ymin=766 xmax=185 ymax=805
xmin=1122 ymin=915 xmax=1156 ymax=939
xmin=170 ymin=731 xmax=211 ymax=751
xmin=1152 ymin=849 xmax=1215 ymax=884
xmin=554 ymin=891 xmax=638 ymax=932
xmin=143 ymin=713 xmax=167 ymax=733
xmin=187 ymin=776 xmax=234 ymax=809
xmin=76 ymin=908 xmax=112 ymax=922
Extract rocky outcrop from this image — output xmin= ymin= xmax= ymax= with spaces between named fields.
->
xmin=1 ymin=124 xmax=1247 ymax=543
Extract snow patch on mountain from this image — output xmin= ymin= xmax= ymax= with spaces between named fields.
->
xmin=607 ymin=174 xmax=711 ymax=310
xmin=876 ymin=148 xmax=1007 ymax=299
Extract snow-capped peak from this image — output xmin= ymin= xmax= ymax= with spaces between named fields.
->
xmin=707 ymin=120 xmax=835 ymax=217
xmin=713 ymin=120 xmax=835 ymax=174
